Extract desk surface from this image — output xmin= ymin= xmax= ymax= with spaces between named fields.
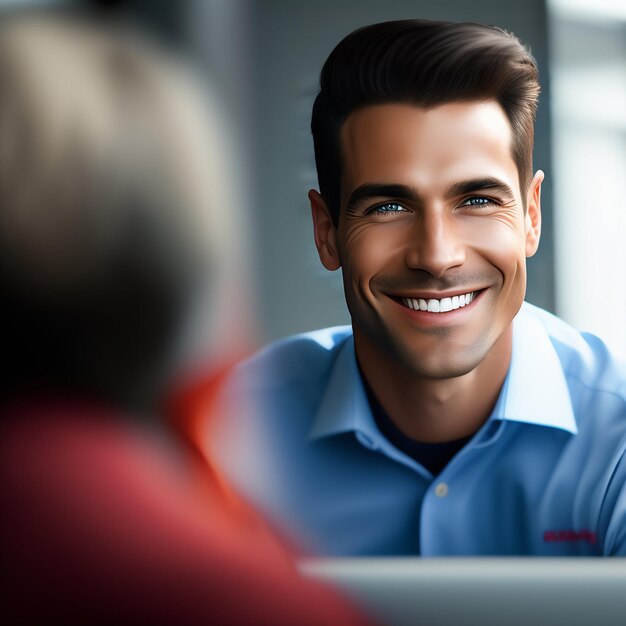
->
xmin=300 ymin=558 xmax=626 ymax=626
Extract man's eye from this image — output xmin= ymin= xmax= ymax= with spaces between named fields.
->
xmin=460 ymin=196 xmax=496 ymax=208
xmin=369 ymin=203 xmax=408 ymax=216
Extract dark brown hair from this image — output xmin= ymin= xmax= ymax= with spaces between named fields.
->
xmin=311 ymin=19 xmax=540 ymax=225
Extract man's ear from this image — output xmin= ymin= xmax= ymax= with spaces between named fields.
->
xmin=525 ymin=170 xmax=543 ymax=258
xmin=309 ymin=189 xmax=341 ymax=271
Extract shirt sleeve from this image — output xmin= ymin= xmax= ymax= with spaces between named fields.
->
xmin=599 ymin=448 xmax=626 ymax=556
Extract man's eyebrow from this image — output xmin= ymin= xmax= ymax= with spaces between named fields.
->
xmin=446 ymin=177 xmax=516 ymax=200
xmin=346 ymin=184 xmax=420 ymax=211
xmin=345 ymin=178 xmax=516 ymax=211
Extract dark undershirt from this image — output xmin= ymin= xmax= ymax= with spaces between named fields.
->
xmin=359 ymin=370 xmax=471 ymax=476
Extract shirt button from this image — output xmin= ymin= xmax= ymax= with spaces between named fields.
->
xmin=435 ymin=482 xmax=449 ymax=498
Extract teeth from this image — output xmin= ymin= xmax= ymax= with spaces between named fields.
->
xmin=428 ymin=299 xmax=440 ymax=313
xmin=401 ymin=291 xmax=478 ymax=313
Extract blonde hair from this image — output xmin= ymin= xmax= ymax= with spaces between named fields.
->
xmin=0 ymin=12 xmax=244 ymax=406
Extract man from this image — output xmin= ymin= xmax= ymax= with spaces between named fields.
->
xmin=212 ymin=20 xmax=626 ymax=557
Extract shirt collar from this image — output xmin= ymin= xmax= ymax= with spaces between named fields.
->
xmin=308 ymin=303 xmax=577 ymax=442
xmin=307 ymin=335 xmax=380 ymax=442
xmin=498 ymin=303 xmax=577 ymax=433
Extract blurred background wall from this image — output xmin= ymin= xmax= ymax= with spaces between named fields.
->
xmin=549 ymin=0 xmax=626 ymax=356
xmin=3 ymin=0 xmax=625 ymax=355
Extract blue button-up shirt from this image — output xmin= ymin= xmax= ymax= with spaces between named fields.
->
xmin=212 ymin=303 xmax=626 ymax=556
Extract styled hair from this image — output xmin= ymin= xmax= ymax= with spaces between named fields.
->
xmin=0 ymin=13 xmax=240 ymax=410
xmin=311 ymin=19 xmax=540 ymax=225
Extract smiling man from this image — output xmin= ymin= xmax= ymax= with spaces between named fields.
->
xmin=213 ymin=20 xmax=626 ymax=556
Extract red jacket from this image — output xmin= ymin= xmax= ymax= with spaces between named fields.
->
xmin=0 ymin=392 xmax=371 ymax=626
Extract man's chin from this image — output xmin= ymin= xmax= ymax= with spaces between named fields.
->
xmin=353 ymin=320 xmax=496 ymax=381
xmin=389 ymin=337 xmax=490 ymax=381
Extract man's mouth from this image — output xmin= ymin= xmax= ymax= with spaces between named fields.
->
xmin=398 ymin=289 xmax=482 ymax=313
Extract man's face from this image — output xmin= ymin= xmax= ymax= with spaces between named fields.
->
xmin=311 ymin=101 xmax=542 ymax=379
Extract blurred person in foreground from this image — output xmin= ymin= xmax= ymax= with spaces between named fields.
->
xmin=212 ymin=19 xmax=626 ymax=557
xmin=0 ymin=12 xmax=370 ymax=625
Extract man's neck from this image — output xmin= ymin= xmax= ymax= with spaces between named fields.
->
xmin=354 ymin=327 xmax=512 ymax=443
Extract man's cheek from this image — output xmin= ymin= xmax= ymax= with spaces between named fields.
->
xmin=346 ymin=229 xmax=405 ymax=272
xmin=465 ymin=220 xmax=525 ymax=270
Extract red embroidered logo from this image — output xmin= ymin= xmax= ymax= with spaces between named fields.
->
xmin=543 ymin=529 xmax=596 ymax=544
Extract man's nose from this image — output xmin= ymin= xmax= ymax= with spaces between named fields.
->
xmin=404 ymin=212 xmax=466 ymax=278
